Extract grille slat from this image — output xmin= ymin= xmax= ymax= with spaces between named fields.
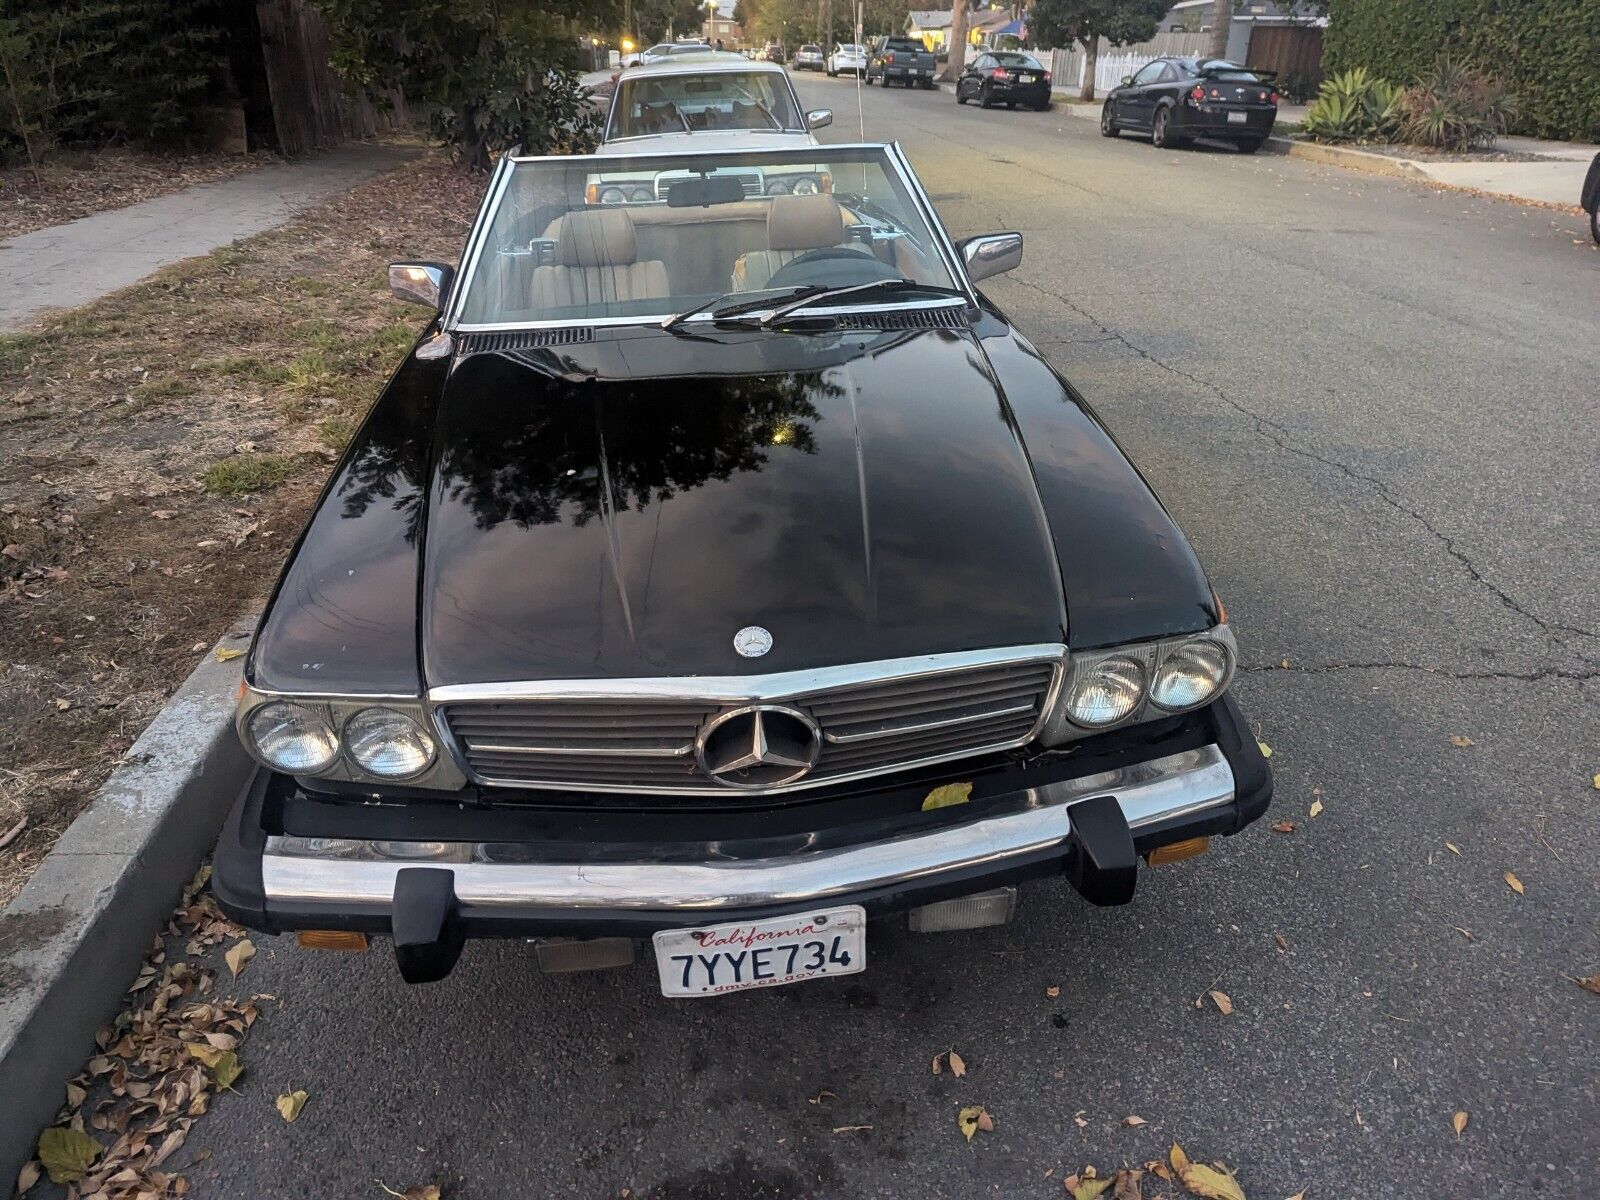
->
xmin=440 ymin=653 xmax=1058 ymax=795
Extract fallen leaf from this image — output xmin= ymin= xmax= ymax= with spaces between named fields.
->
xmin=1075 ymin=1114 xmax=1089 ymax=1128
xmin=185 ymin=1043 xmax=224 ymax=1069
xmin=1176 ymin=1159 xmax=1247 ymax=1200
xmin=38 ymin=1128 xmax=101 ymax=1184
xmin=1285 ymin=1193 xmax=1305 ymax=1200
xmin=1577 ymin=974 xmax=1600 ymax=995
xmin=1046 ymin=985 xmax=1061 ymax=998
xmin=1504 ymin=871 xmax=1524 ymax=895
xmin=1270 ymin=821 xmax=1296 ymax=834
xmin=957 ymin=1104 xmax=993 ymax=1141
xmin=1110 ymin=1168 xmax=1144 ymax=1200
xmin=211 ymin=1051 xmax=244 ymax=1089
xmin=1066 ymin=1172 xmax=1113 ymax=1200
xmin=16 ymin=1161 xmax=41 ymax=1193
xmin=922 ymin=781 xmax=973 ymax=811
xmin=1445 ymin=842 xmax=1461 ymax=855
xmin=1448 ymin=735 xmax=1474 ymax=748
xmin=1452 ymin=1110 xmax=1469 ymax=1136
xmin=1274 ymin=933 xmax=1288 ymax=952
xmin=931 ymin=1053 xmax=942 ymax=1075
xmin=1123 ymin=1115 xmax=1147 ymax=1126
xmin=275 ymin=1090 xmax=308 ymax=1122
xmin=1309 ymin=799 xmax=1324 ymax=818
xmin=1591 ymin=774 xmax=1599 ymax=791
xmin=831 ymin=1124 xmax=873 ymax=1134
xmin=1257 ymin=741 xmax=1273 ymax=758
xmin=1209 ymin=989 xmax=1233 ymax=1015
xmin=948 ymin=1050 xmax=967 ymax=1078
xmin=1169 ymin=1145 xmax=1190 ymax=1173
xmin=214 ymin=647 xmax=245 ymax=662
xmin=225 ymin=938 xmax=256 ymax=978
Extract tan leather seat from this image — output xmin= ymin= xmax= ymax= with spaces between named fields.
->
xmin=531 ymin=210 xmax=670 ymax=310
xmin=732 ymin=194 xmax=867 ymax=291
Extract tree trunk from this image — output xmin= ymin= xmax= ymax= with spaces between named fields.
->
xmin=1077 ymin=34 xmax=1097 ymax=102
xmin=1208 ymin=0 xmax=1231 ymax=61
xmin=823 ymin=0 xmax=833 ymax=54
xmin=941 ymin=0 xmax=967 ymax=82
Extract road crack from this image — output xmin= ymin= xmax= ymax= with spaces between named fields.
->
xmin=1007 ymin=274 xmax=1600 ymax=660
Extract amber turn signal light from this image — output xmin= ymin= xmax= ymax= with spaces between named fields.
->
xmin=296 ymin=930 xmax=368 ymax=951
xmin=1147 ymin=836 xmax=1210 ymax=867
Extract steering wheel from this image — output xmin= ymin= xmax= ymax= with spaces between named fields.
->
xmin=766 ymin=245 xmax=900 ymax=290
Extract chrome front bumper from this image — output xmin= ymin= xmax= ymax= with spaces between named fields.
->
xmin=258 ymin=745 xmax=1236 ymax=915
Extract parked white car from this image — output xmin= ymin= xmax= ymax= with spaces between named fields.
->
xmin=827 ymin=43 xmax=867 ymax=77
xmin=621 ymin=41 xmax=711 ymax=68
xmin=602 ymin=57 xmax=832 ymax=153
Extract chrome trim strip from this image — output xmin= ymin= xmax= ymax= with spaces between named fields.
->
xmin=442 ymin=155 xmax=514 ymax=332
xmin=467 ymin=742 xmax=694 ymax=759
xmin=259 ymin=746 xmax=1235 ymax=912
xmin=884 ymin=141 xmax=979 ymax=305
xmin=451 ymin=297 xmax=969 ymax=335
xmin=822 ymin=701 xmax=1036 ymax=745
xmin=430 ymin=644 xmax=1065 ymax=704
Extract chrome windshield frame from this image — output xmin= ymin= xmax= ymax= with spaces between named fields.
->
xmin=441 ymin=142 xmax=979 ymax=333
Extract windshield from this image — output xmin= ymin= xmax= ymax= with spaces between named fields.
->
xmin=992 ymin=53 xmax=1041 ymax=69
xmin=455 ymin=147 xmax=962 ymax=327
xmin=611 ymin=71 xmax=801 ymax=138
xmin=837 ymin=44 xmax=864 ymax=53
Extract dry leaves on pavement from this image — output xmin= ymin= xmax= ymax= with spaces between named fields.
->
xmin=380 ymin=1185 xmax=442 ymax=1200
xmin=931 ymin=1049 xmax=967 ymax=1077
xmin=957 ymin=1105 xmax=994 ymax=1142
xmin=1452 ymin=1110 xmax=1469 ymax=1136
xmin=276 ymin=1090 xmax=309 ymax=1123
xmin=224 ymin=937 xmax=256 ymax=978
xmin=1270 ymin=821 xmax=1295 ymax=834
xmin=1577 ymin=974 xmax=1600 ymax=995
xmin=1208 ymin=990 xmax=1234 ymax=1015
xmin=1448 ymin=735 xmax=1475 ymax=747
xmin=1504 ymin=871 xmax=1525 ymax=895
xmin=1165 ymin=1143 xmax=1247 ymax=1199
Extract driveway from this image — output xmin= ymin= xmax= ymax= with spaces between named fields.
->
xmin=183 ymin=77 xmax=1599 ymax=1199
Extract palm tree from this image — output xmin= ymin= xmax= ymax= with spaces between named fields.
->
xmin=941 ymin=0 xmax=968 ymax=81
xmin=1208 ymin=0 xmax=1230 ymax=60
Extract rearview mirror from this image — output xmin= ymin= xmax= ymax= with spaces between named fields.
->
xmin=807 ymin=108 xmax=833 ymax=129
xmin=958 ymin=233 xmax=1022 ymax=283
xmin=389 ymin=262 xmax=454 ymax=310
xmin=1121 ymin=74 xmax=1133 ymax=85
xmin=666 ymin=175 xmax=746 ymax=207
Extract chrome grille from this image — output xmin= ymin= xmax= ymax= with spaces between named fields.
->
xmin=436 ymin=651 xmax=1060 ymax=795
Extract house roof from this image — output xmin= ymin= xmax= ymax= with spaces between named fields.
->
xmin=906 ymin=10 xmax=952 ymax=30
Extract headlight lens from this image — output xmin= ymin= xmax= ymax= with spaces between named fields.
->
xmin=791 ymin=176 xmax=820 ymax=195
xmin=627 ymin=185 xmax=654 ymax=202
xmin=1150 ymin=638 xmax=1230 ymax=711
xmin=764 ymin=178 xmax=792 ymax=196
xmin=344 ymin=708 xmax=436 ymax=779
xmin=247 ymin=702 xmax=338 ymax=772
xmin=1064 ymin=655 xmax=1146 ymax=728
xmin=599 ymin=186 xmax=625 ymax=205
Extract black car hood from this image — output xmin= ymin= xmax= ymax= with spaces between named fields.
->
xmin=420 ymin=328 xmax=1068 ymax=685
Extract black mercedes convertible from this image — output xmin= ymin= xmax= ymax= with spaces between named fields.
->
xmin=214 ymin=143 xmax=1272 ymax=991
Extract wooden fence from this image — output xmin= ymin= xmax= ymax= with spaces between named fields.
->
xmin=1246 ymin=25 xmax=1324 ymax=88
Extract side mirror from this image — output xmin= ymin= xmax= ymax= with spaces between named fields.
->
xmin=389 ymin=262 xmax=455 ymax=310
xmin=807 ymin=108 xmax=833 ymax=129
xmin=1120 ymin=74 xmax=1133 ymax=85
xmin=958 ymin=232 xmax=1022 ymax=283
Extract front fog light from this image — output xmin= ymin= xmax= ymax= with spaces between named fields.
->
xmin=345 ymin=708 xmax=436 ymax=778
xmin=1150 ymin=638 xmax=1230 ymax=711
xmin=1065 ymin=655 xmax=1146 ymax=728
xmin=247 ymin=702 xmax=338 ymax=772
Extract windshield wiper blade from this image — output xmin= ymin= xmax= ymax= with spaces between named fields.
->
xmin=754 ymin=279 xmax=965 ymax=327
xmin=660 ymin=284 xmax=821 ymax=331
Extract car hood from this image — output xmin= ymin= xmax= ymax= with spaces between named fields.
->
xmin=420 ymin=326 xmax=1067 ymax=685
xmin=600 ymin=131 xmax=818 ymax=154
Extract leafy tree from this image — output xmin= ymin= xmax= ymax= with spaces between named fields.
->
xmin=1024 ymin=0 xmax=1167 ymax=100
xmin=635 ymin=0 xmax=708 ymax=42
xmin=315 ymin=0 xmax=619 ymax=170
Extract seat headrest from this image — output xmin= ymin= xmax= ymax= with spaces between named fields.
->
xmin=767 ymin=194 xmax=846 ymax=252
xmin=552 ymin=209 xmax=639 ymax=267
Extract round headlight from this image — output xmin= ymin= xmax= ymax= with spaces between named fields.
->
xmin=791 ymin=176 xmax=820 ymax=195
xmin=764 ymin=179 xmax=792 ymax=196
xmin=627 ymin=185 xmax=654 ymax=202
xmin=247 ymin=702 xmax=338 ymax=773
xmin=599 ymin=186 xmax=625 ymax=205
xmin=1065 ymin=656 xmax=1146 ymax=728
xmin=1150 ymin=638 xmax=1230 ymax=711
xmin=344 ymin=708 xmax=436 ymax=779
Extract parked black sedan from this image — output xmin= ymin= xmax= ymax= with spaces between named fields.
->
xmin=1101 ymin=58 xmax=1278 ymax=152
xmin=956 ymin=51 xmax=1052 ymax=111
xmin=214 ymin=143 xmax=1271 ymax=993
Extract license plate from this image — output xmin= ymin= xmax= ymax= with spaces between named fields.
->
xmin=1228 ymin=111 xmax=1248 ymax=124
xmin=652 ymin=906 xmax=866 ymax=997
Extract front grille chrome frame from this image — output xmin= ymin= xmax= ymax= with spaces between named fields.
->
xmin=429 ymin=644 xmax=1066 ymax=796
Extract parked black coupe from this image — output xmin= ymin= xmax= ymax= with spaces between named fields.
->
xmin=1101 ymin=58 xmax=1278 ymax=152
xmin=214 ymin=143 xmax=1271 ymax=992
xmin=956 ymin=51 xmax=1052 ymax=110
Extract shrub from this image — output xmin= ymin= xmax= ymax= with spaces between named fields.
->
xmin=1301 ymin=68 xmax=1401 ymax=144
xmin=1397 ymin=55 xmax=1517 ymax=151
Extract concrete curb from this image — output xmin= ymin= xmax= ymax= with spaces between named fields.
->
xmin=1263 ymin=136 xmax=1432 ymax=182
xmin=0 ymin=620 xmax=256 ymax=1184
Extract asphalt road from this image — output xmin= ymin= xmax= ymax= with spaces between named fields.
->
xmin=189 ymin=77 xmax=1599 ymax=1199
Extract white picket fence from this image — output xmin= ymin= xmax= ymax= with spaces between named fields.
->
xmin=1046 ymin=30 xmax=1213 ymax=95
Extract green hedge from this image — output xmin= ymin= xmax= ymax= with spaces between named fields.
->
xmin=1324 ymin=0 xmax=1600 ymax=142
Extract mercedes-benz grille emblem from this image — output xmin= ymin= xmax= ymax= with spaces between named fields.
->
xmin=733 ymin=625 xmax=773 ymax=657
xmin=696 ymin=704 xmax=821 ymax=789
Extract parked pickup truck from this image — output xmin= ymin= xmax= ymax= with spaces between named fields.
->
xmin=868 ymin=36 xmax=936 ymax=89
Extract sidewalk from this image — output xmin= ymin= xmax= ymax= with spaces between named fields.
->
xmin=0 ymin=144 xmax=418 ymax=332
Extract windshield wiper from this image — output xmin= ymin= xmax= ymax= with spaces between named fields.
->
xmin=660 ymin=284 xmax=822 ymax=331
xmin=751 ymin=279 xmax=965 ymax=327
